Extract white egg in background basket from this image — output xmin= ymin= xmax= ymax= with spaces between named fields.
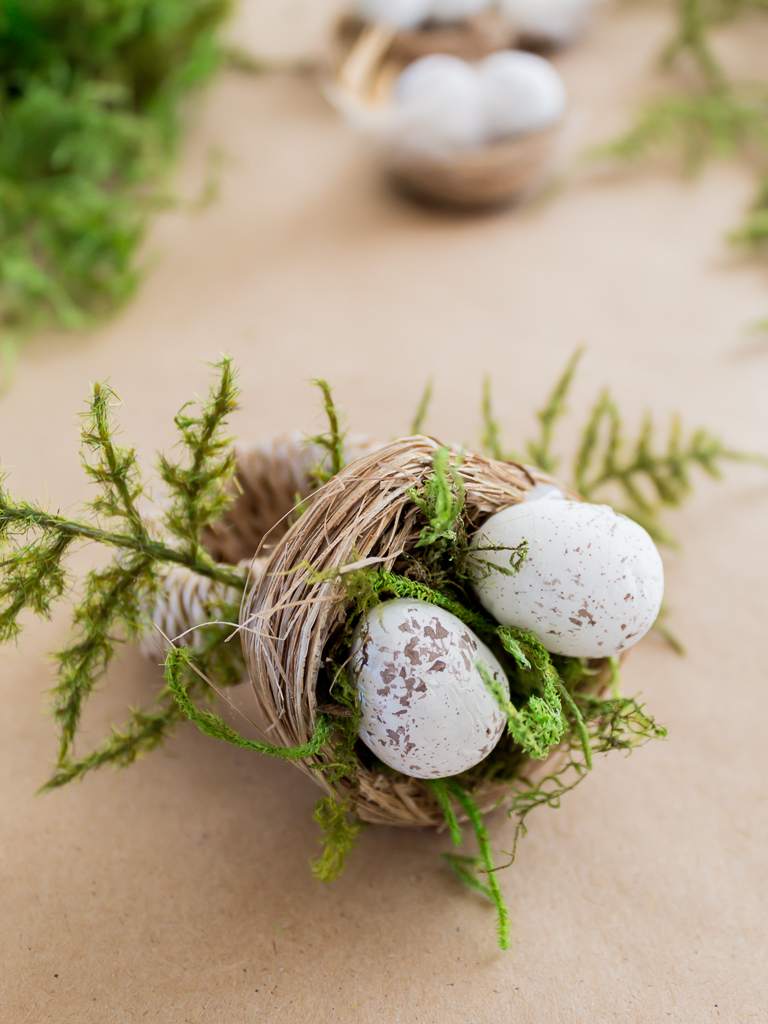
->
xmin=389 ymin=53 xmax=487 ymax=155
xmin=470 ymin=501 xmax=664 ymax=658
xmin=523 ymin=481 xmax=567 ymax=502
xmin=478 ymin=50 xmax=567 ymax=139
xmin=356 ymin=0 xmax=430 ymax=30
xmin=350 ymin=599 xmax=509 ymax=779
xmin=500 ymin=0 xmax=597 ymax=46
xmin=427 ymin=0 xmax=493 ymax=23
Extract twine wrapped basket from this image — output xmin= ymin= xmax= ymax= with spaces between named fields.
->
xmin=182 ymin=433 xmax=613 ymax=829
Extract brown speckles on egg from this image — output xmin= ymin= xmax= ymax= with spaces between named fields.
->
xmin=471 ymin=500 xmax=664 ymax=658
xmin=351 ymin=599 xmax=509 ymax=779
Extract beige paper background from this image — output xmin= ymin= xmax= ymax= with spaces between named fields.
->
xmin=2 ymin=3 xmax=767 ymax=1021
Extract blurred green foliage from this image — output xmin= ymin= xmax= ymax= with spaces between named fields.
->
xmin=0 ymin=0 xmax=230 ymax=374
xmin=604 ymin=0 xmax=768 ymax=255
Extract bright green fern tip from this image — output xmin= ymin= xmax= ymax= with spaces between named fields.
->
xmin=307 ymin=378 xmax=347 ymax=484
xmin=408 ymin=446 xmax=466 ymax=548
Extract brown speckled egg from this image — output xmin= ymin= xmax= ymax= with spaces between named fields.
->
xmin=349 ymin=599 xmax=509 ymax=779
xmin=471 ymin=501 xmax=664 ymax=658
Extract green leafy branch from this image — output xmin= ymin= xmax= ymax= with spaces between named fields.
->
xmin=1 ymin=356 xmax=250 ymax=786
xmin=482 ymin=349 xmax=767 ymax=545
xmin=599 ymin=0 xmax=768 ymax=252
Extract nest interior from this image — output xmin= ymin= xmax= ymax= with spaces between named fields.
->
xmin=239 ymin=435 xmax=613 ymax=828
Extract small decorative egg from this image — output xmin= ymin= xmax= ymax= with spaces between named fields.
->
xmin=477 ymin=50 xmax=567 ymax=140
xmin=389 ymin=54 xmax=487 ymax=155
xmin=523 ymin=480 xmax=566 ymax=502
xmin=356 ymin=0 xmax=430 ymax=30
xmin=350 ymin=599 xmax=509 ymax=778
xmin=500 ymin=0 xmax=596 ymax=47
xmin=470 ymin=501 xmax=664 ymax=658
xmin=427 ymin=0 xmax=492 ymax=23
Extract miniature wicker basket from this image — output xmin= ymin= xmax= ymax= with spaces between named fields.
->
xmin=327 ymin=19 xmax=565 ymax=208
xmin=207 ymin=434 xmax=611 ymax=829
xmin=333 ymin=10 xmax=514 ymax=67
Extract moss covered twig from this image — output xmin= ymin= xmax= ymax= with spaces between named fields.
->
xmin=307 ymin=379 xmax=347 ymax=485
xmin=166 ymin=645 xmax=334 ymax=758
xmin=157 ymin=359 xmax=239 ymax=564
xmin=1 ymin=357 xmax=249 ymax=785
xmin=439 ymin=779 xmax=512 ymax=950
xmin=480 ymin=349 xmax=767 ymax=545
xmin=311 ymin=793 xmax=365 ymax=882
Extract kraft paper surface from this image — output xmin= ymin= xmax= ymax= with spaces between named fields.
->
xmin=1 ymin=3 xmax=766 ymax=1021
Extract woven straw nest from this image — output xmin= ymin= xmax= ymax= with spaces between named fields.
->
xmin=326 ymin=20 xmax=565 ymax=208
xmin=223 ymin=434 xmax=615 ymax=828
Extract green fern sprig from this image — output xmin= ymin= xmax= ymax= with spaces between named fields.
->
xmin=573 ymin=397 xmax=767 ymax=532
xmin=1 ymin=356 xmax=248 ymax=785
xmin=482 ymin=350 xmax=767 ymax=545
xmin=307 ymin=378 xmax=347 ymax=485
xmin=525 ymin=347 xmax=583 ymax=474
xmin=599 ymin=0 xmax=768 ymax=257
xmin=156 ymin=357 xmax=240 ymax=563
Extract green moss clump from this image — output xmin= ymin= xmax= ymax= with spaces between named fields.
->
xmin=0 ymin=0 xmax=230 ymax=382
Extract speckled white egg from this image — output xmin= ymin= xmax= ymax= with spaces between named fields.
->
xmin=390 ymin=54 xmax=486 ymax=155
xmin=350 ymin=599 xmax=509 ymax=778
xmin=477 ymin=50 xmax=567 ymax=140
xmin=356 ymin=0 xmax=430 ymax=30
xmin=427 ymin=0 xmax=492 ymax=22
xmin=470 ymin=501 xmax=664 ymax=658
xmin=500 ymin=0 xmax=596 ymax=46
